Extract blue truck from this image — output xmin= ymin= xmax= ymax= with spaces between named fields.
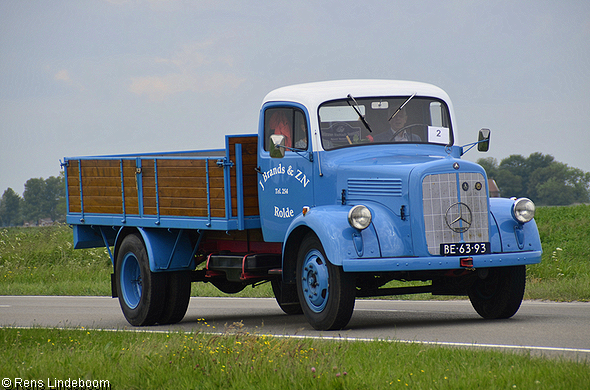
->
xmin=62 ymin=80 xmax=542 ymax=330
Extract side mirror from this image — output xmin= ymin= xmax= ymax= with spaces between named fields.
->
xmin=269 ymin=134 xmax=285 ymax=158
xmin=477 ymin=128 xmax=490 ymax=152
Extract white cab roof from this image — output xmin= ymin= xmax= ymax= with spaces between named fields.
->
xmin=262 ymin=79 xmax=453 ymax=110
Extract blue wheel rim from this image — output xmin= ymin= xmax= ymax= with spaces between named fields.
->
xmin=120 ymin=252 xmax=142 ymax=309
xmin=301 ymin=249 xmax=329 ymax=313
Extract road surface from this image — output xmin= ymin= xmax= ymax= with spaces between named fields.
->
xmin=1 ymin=296 xmax=589 ymax=361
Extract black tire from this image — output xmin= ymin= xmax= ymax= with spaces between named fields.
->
xmin=115 ymin=233 xmax=165 ymax=326
xmin=271 ymin=279 xmax=303 ymax=315
xmin=468 ymin=265 xmax=526 ymax=319
xmin=296 ymin=233 xmax=355 ymax=330
xmin=158 ymin=271 xmax=191 ymax=325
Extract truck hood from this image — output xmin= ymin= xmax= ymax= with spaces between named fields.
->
xmin=317 ymin=144 xmax=485 ymax=220
xmin=323 ymin=144 xmax=456 ymax=179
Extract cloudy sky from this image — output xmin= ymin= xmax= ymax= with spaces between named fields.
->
xmin=1 ymin=0 xmax=589 ymax=194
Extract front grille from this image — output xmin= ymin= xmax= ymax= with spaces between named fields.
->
xmin=347 ymin=178 xmax=403 ymax=198
xmin=422 ymin=173 xmax=489 ymax=255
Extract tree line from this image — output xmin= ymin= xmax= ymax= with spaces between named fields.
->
xmin=477 ymin=152 xmax=590 ymax=206
xmin=0 ymin=173 xmax=66 ymax=227
xmin=1 ymin=153 xmax=588 ymax=226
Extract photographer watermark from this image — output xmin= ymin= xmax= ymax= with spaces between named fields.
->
xmin=2 ymin=377 xmax=110 ymax=390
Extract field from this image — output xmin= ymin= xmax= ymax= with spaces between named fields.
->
xmin=524 ymin=205 xmax=590 ymax=301
xmin=1 ymin=205 xmax=589 ymax=300
xmin=2 ymin=327 xmax=589 ymax=389
xmin=1 ymin=205 xmax=589 ymax=388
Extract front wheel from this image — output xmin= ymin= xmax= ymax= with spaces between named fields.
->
xmin=271 ymin=279 xmax=303 ymax=315
xmin=115 ymin=233 xmax=165 ymax=326
xmin=468 ymin=265 xmax=526 ymax=319
xmin=296 ymin=234 xmax=355 ymax=330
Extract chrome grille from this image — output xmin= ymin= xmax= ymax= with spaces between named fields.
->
xmin=422 ymin=173 xmax=489 ymax=255
xmin=347 ymin=178 xmax=402 ymax=198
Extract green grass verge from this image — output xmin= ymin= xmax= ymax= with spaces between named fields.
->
xmin=1 ymin=204 xmax=589 ymax=300
xmin=2 ymin=207 xmax=589 ymax=385
xmin=2 ymin=327 xmax=588 ymax=389
xmin=525 ymin=205 xmax=590 ymax=301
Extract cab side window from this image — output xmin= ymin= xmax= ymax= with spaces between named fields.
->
xmin=264 ymin=107 xmax=308 ymax=153
xmin=293 ymin=110 xmax=308 ymax=150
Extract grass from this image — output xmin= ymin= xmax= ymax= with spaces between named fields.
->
xmin=2 ymin=204 xmax=589 ymax=301
xmin=0 ymin=225 xmax=272 ymax=298
xmin=2 ymin=327 xmax=589 ymax=389
xmin=525 ymin=205 xmax=590 ymax=301
xmin=1 ymin=207 xmax=589 ymax=388
xmin=0 ymin=226 xmax=113 ymax=296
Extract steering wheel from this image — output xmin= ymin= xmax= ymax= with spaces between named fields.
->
xmin=389 ymin=123 xmax=427 ymax=142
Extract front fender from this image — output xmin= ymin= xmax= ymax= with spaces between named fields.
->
xmin=489 ymin=198 xmax=542 ymax=254
xmin=363 ymin=201 xmax=409 ymax=257
xmin=283 ymin=205 xmax=380 ymax=267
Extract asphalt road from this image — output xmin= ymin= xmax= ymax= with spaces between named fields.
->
xmin=2 ymin=296 xmax=589 ymax=361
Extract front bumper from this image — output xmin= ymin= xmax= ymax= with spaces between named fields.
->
xmin=342 ymin=250 xmax=542 ymax=273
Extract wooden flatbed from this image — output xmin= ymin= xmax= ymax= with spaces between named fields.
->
xmin=63 ymin=135 xmax=260 ymax=232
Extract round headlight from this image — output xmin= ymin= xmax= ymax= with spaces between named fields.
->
xmin=513 ymin=198 xmax=535 ymax=223
xmin=348 ymin=205 xmax=372 ymax=230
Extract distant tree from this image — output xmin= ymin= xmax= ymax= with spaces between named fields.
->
xmin=568 ymin=167 xmax=590 ymax=204
xmin=476 ymin=157 xmax=498 ymax=179
xmin=1 ymin=174 xmax=67 ymax=226
xmin=0 ymin=188 xmax=24 ymax=226
xmin=21 ymin=174 xmax=66 ymax=224
xmin=497 ymin=154 xmax=529 ymax=197
xmin=22 ymin=178 xmax=47 ymax=223
xmin=44 ymin=173 xmax=66 ymax=222
xmin=525 ymin=152 xmax=554 ymax=172
xmin=530 ymin=163 xmax=590 ymax=205
xmin=478 ymin=152 xmax=590 ymax=206
xmin=530 ymin=163 xmax=575 ymax=205
xmin=495 ymin=169 xmax=524 ymax=198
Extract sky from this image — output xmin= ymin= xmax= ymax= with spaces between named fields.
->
xmin=1 ymin=0 xmax=589 ymax=195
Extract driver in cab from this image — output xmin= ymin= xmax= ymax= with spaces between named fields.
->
xmin=371 ymin=107 xmax=421 ymax=143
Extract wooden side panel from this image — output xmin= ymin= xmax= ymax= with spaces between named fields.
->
xmin=142 ymin=158 xmax=226 ymax=218
xmin=122 ymin=160 xmax=140 ymax=215
xmin=66 ymin=159 xmax=139 ymax=215
xmin=66 ymin=141 xmax=261 ymax=221
xmin=66 ymin=162 xmax=80 ymax=213
xmin=227 ymin=135 xmax=260 ymax=217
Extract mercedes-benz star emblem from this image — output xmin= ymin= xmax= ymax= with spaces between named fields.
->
xmin=445 ymin=202 xmax=473 ymax=233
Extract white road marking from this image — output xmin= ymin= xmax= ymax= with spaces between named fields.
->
xmin=6 ymin=325 xmax=589 ymax=356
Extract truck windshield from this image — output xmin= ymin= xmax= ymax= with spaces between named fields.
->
xmin=318 ymin=96 xmax=452 ymax=150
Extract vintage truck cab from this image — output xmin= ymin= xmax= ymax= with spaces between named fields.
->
xmin=256 ymin=80 xmax=541 ymax=329
xmin=64 ymin=80 xmax=542 ymax=330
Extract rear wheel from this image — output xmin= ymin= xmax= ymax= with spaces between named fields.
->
xmin=158 ymin=271 xmax=191 ymax=324
xmin=296 ymin=234 xmax=355 ymax=330
xmin=115 ymin=233 xmax=165 ymax=326
xmin=468 ymin=265 xmax=526 ymax=319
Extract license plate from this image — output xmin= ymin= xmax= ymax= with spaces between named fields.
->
xmin=440 ymin=242 xmax=490 ymax=256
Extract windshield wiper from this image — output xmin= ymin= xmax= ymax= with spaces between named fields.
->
xmin=388 ymin=92 xmax=417 ymax=122
xmin=347 ymin=94 xmax=372 ymax=133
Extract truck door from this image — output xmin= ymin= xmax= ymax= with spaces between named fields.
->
xmin=257 ymin=104 xmax=314 ymax=242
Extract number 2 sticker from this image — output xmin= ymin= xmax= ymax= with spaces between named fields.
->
xmin=428 ymin=126 xmax=450 ymax=144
